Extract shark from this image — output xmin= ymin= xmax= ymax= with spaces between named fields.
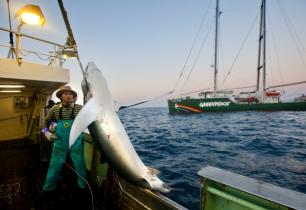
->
xmin=69 ymin=62 xmax=170 ymax=193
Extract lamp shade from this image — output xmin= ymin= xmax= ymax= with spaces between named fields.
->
xmin=15 ymin=4 xmax=45 ymax=26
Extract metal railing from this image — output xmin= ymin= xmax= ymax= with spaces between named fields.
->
xmin=198 ymin=166 xmax=306 ymax=210
xmin=0 ymin=26 xmax=65 ymax=66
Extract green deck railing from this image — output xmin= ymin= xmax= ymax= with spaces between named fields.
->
xmin=198 ymin=166 xmax=306 ymax=210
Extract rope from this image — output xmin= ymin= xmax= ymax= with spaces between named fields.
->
xmin=118 ymin=90 xmax=174 ymax=111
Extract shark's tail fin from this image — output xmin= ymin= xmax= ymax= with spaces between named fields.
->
xmin=145 ymin=167 xmax=171 ymax=193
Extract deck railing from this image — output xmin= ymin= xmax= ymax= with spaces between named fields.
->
xmin=198 ymin=166 xmax=306 ymax=210
xmin=0 ymin=27 xmax=65 ymax=67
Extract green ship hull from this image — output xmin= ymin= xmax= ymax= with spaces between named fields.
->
xmin=168 ymin=98 xmax=306 ymax=113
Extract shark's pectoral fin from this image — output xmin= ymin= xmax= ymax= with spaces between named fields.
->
xmin=69 ymin=98 xmax=100 ymax=148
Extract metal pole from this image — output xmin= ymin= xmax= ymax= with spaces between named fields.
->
xmin=262 ymin=0 xmax=266 ymax=92
xmin=57 ymin=0 xmax=89 ymax=101
xmin=0 ymin=27 xmax=65 ymax=47
xmin=256 ymin=0 xmax=264 ymax=92
xmin=57 ymin=0 xmax=85 ymax=76
xmin=6 ymin=0 xmax=16 ymax=59
xmin=16 ymin=23 xmax=23 ymax=65
xmin=213 ymin=0 xmax=219 ymax=95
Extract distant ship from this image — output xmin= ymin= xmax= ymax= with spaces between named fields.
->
xmin=168 ymin=0 xmax=306 ymax=113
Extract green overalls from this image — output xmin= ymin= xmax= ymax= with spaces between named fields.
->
xmin=43 ymin=105 xmax=87 ymax=191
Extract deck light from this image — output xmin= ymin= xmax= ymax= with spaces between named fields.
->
xmin=0 ymin=90 xmax=22 ymax=93
xmin=0 ymin=85 xmax=26 ymax=88
xmin=15 ymin=4 xmax=45 ymax=26
xmin=61 ymin=37 xmax=77 ymax=59
xmin=15 ymin=4 xmax=46 ymax=65
xmin=62 ymin=48 xmax=76 ymax=59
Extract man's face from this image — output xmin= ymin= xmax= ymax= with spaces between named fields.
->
xmin=61 ymin=91 xmax=73 ymax=104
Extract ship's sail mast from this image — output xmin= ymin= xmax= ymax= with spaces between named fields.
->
xmin=256 ymin=0 xmax=266 ymax=94
xmin=213 ymin=0 xmax=220 ymax=95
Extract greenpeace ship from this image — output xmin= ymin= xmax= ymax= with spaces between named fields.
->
xmin=168 ymin=0 xmax=306 ymax=114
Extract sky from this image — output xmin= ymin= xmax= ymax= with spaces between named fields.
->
xmin=0 ymin=0 xmax=306 ymax=107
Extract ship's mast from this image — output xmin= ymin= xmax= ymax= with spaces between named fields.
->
xmin=213 ymin=0 xmax=220 ymax=95
xmin=256 ymin=0 xmax=266 ymax=96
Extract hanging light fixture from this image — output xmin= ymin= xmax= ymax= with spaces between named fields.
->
xmin=15 ymin=4 xmax=45 ymax=26
xmin=15 ymin=4 xmax=46 ymax=64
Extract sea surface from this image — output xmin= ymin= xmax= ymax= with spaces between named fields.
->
xmin=118 ymin=107 xmax=306 ymax=210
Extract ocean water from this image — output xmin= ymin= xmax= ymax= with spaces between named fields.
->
xmin=119 ymin=107 xmax=306 ymax=210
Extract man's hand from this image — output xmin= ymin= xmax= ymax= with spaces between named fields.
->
xmin=49 ymin=122 xmax=57 ymax=132
xmin=41 ymin=128 xmax=57 ymax=142
xmin=45 ymin=131 xmax=57 ymax=142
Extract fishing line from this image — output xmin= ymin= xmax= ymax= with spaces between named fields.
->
xmin=48 ymin=148 xmax=95 ymax=210
xmin=118 ymin=90 xmax=174 ymax=111
xmin=26 ymin=128 xmax=95 ymax=209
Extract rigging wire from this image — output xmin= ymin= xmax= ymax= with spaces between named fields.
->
xmin=221 ymin=10 xmax=259 ymax=88
xmin=277 ymin=1 xmax=306 ymax=53
xmin=171 ymin=0 xmax=213 ymax=94
xmin=180 ymin=19 xmax=214 ymax=95
xmin=267 ymin=12 xmax=284 ymax=85
xmin=118 ymin=1 xmax=215 ymax=109
xmin=277 ymin=0 xmax=306 ymax=70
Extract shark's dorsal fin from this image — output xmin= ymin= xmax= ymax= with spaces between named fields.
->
xmin=69 ymin=97 xmax=99 ymax=148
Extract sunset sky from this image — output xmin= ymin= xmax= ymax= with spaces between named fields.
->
xmin=1 ymin=0 xmax=306 ymax=107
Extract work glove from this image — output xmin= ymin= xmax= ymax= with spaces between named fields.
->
xmin=45 ymin=131 xmax=57 ymax=142
xmin=49 ymin=122 xmax=57 ymax=132
xmin=41 ymin=127 xmax=57 ymax=142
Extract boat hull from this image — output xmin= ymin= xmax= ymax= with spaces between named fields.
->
xmin=168 ymin=98 xmax=306 ymax=113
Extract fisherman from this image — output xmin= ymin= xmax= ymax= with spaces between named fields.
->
xmin=42 ymin=85 xmax=87 ymax=197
